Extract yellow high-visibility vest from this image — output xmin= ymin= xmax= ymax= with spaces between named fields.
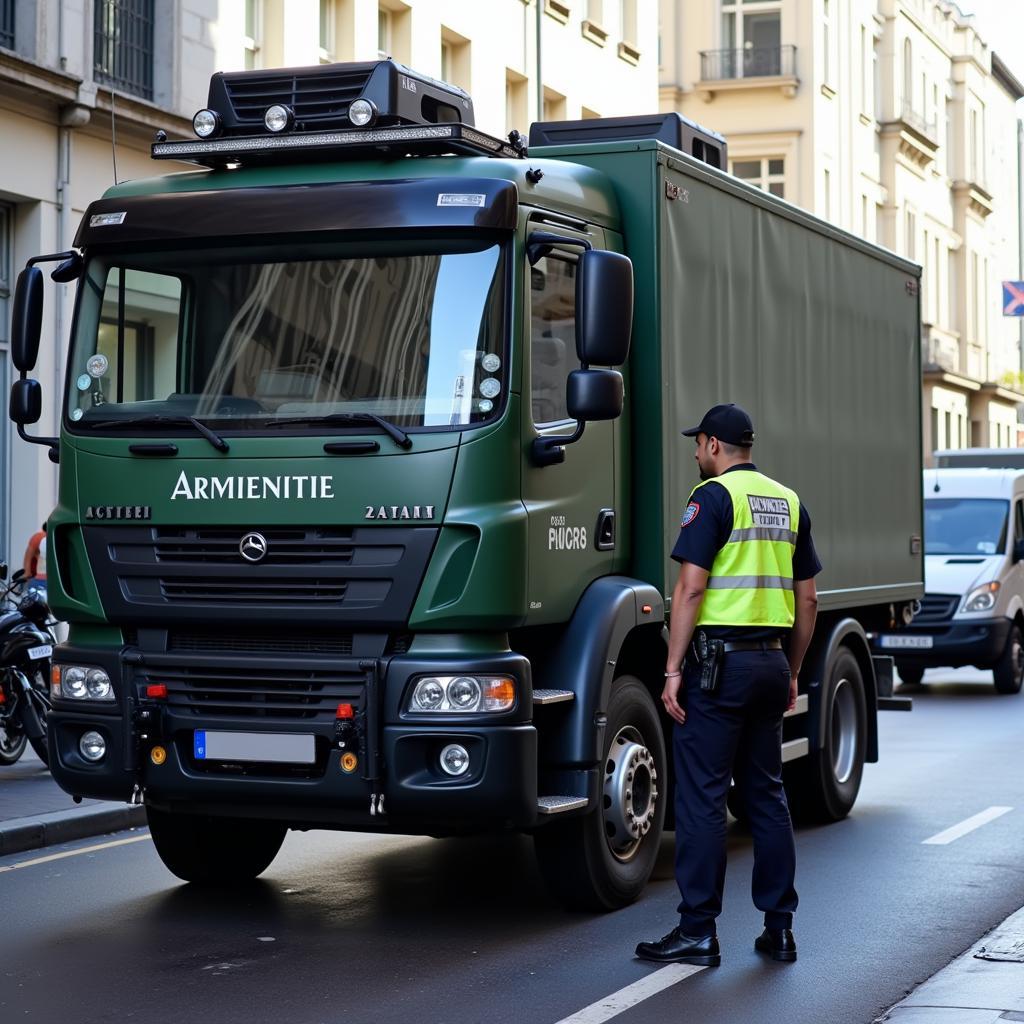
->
xmin=692 ymin=469 xmax=800 ymax=628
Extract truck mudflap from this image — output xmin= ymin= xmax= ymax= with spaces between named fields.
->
xmin=872 ymin=654 xmax=913 ymax=711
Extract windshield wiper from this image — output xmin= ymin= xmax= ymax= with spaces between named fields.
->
xmin=82 ymin=415 xmax=230 ymax=453
xmin=265 ymin=412 xmax=413 ymax=450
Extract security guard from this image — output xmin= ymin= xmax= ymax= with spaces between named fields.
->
xmin=635 ymin=403 xmax=821 ymax=967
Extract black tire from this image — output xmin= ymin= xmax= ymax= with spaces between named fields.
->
xmin=896 ymin=664 xmax=924 ymax=687
xmin=534 ymin=676 xmax=666 ymax=911
xmin=785 ymin=648 xmax=867 ymax=823
xmin=147 ymin=807 xmax=287 ymax=884
xmin=0 ymin=723 xmax=27 ymax=765
xmin=993 ymin=624 xmax=1024 ymax=694
xmin=25 ymin=670 xmax=50 ymax=766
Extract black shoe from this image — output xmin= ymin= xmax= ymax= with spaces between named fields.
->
xmin=755 ymin=927 xmax=797 ymax=962
xmin=635 ymin=927 xmax=721 ymax=966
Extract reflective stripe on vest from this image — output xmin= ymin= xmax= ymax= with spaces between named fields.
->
xmin=693 ymin=470 xmax=800 ymax=628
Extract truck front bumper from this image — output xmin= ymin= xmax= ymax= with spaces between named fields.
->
xmin=871 ymin=618 xmax=1011 ymax=670
xmin=47 ymin=644 xmax=539 ymax=833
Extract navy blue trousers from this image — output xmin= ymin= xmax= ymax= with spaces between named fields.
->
xmin=674 ymin=648 xmax=798 ymax=935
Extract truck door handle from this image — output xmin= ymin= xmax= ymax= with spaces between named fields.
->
xmin=596 ymin=509 xmax=615 ymax=551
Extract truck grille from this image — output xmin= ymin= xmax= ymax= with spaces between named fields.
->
xmin=168 ymin=630 xmax=356 ymax=656
xmin=140 ymin=661 xmax=364 ymax=721
xmin=224 ymin=66 xmax=373 ymax=125
xmin=84 ymin=524 xmax=438 ymax=628
xmin=914 ymin=594 xmax=959 ymax=625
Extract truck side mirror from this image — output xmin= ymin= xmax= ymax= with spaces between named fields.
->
xmin=11 ymin=266 xmax=44 ymax=373
xmin=566 ymin=369 xmax=623 ymax=422
xmin=9 ymin=379 xmax=42 ymax=425
xmin=576 ymin=250 xmax=633 ymax=367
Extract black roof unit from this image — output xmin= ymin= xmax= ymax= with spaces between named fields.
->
xmin=528 ymin=112 xmax=727 ymax=170
xmin=152 ymin=59 xmax=526 ymax=167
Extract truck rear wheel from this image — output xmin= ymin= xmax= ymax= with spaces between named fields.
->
xmin=993 ymin=624 xmax=1024 ymax=695
xmin=786 ymin=648 xmax=866 ymax=823
xmin=147 ymin=807 xmax=287 ymax=884
xmin=534 ymin=676 xmax=666 ymax=912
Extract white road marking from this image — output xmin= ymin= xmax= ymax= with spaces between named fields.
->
xmin=0 ymin=833 xmax=151 ymax=872
xmin=553 ymin=964 xmax=707 ymax=1024
xmin=922 ymin=806 xmax=1013 ymax=845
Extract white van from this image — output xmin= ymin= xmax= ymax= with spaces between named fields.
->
xmin=872 ymin=468 xmax=1024 ymax=694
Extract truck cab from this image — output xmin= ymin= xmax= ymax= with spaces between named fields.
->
xmin=8 ymin=59 xmax=919 ymax=910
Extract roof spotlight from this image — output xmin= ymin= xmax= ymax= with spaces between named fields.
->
xmin=264 ymin=104 xmax=295 ymax=133
xmin=348 ymin=98 xmax=377 ymax=128
xmin=192 ymin=108 xmax=221 ymax=138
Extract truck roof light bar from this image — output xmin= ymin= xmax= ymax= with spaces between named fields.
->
xmin=151 ymin=122 xmax=526 ymax=166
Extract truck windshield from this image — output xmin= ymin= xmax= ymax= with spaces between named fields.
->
xmin=924 ymin=498 xmax=1009 ymax=555
xmin=65 ymin=239 xmax=506 ymax=432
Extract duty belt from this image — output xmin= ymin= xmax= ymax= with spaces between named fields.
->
xmin=719 ymin=640 xmax=783 ymax=653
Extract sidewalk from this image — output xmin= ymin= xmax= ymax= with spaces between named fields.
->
xmin=878 ymin=905 xmax=1024 ymax=1023
xmin=0 ymin=749 xmax=146 ymax=856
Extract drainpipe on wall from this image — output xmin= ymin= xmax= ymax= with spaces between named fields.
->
xmin=1018 ymin=118 xmax=1023 ymax=377
xmin=535 ymin=0 xmax=542 ymax=123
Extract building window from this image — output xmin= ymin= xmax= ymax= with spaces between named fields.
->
xmin=0 ymin=0 xmax=13 ymax=50
xmin=543 ymin=86 xmax=566 ymax=122
xmin=902 ymin=37 xmax=912 ymax=112
xmin=823 ymin=167 xmax=831 ymax=219
xmin=905 ymin=208 xmax=916 ymax=260
xmin=319 ymin=0 xmax=334 ymax=63
xmin=378 ymin=8 xmax=392 ymax=58
xmin=244 ymin=0 xmax=261 ymax=69
xmin=720 ymin=0 xmax=782 ymax=77
xmin=93 ymin=0 xmax=154 ymax=99
xmin=440 ymin=28 xmax=470 ymax=91
xmin=506 ymin=69 xmax=528 ymax=137
xmin=822 ymin=0 xmax=831 ymax=84
xmin=621 ymin=0 xmax=637 ymax=44
xmin=731 ymin=157 xmax=785 ymax=198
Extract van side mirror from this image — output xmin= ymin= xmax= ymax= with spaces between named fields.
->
xmin=576 ymin=249 xmax=633 ymax=367
xmin=11 ymin=266 xmax=44 ymax=373
xmin=1014 ymin=539 xmax=1024 ymax=563
xmin=9 ymin=379 xmax=42 ymax=425
xmin=0 ymin=563 xmax=7 ymax=581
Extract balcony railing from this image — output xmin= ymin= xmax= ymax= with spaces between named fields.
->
xmin=0 ymin=0 xmax=14 ymax=50
xmin=700 ymin=45 xmax=797 ymax=81
xmin=93 ymin=0 xmax=154 ymax=100
xmin=899 ymin=101 xmax=938 ymax=142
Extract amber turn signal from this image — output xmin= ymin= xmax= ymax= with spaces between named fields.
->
xmin=150 ymin=745 xmax=167 ymax=766
xmin=340 ymin=752 xmax=358 ymax=773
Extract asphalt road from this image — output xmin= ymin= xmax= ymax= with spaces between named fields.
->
xmin=4 ymin=667 xmax=1024 ymax=1024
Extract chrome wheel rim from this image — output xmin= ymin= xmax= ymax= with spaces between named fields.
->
xmin=603 ymin=726 xmax=658 ymax=862
xmin=831 ymin=677 xmax=858 ymax=785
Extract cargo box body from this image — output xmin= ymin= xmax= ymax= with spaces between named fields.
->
xmin=534 ymin=140 xmax=925 ymax=611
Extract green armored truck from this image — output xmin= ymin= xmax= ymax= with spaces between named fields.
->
xmin=8 ymin=61 xmax=922 ymax=909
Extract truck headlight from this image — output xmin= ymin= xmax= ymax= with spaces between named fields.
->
xmin=57 ymin=665 xmax=115 ymax=701
xmin=405 ymin=676 xmax=516 ymax=714
xmin=963 ymin=582 xmax=999 ymax=613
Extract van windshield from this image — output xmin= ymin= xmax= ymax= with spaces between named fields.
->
xmin=924 ymin=498 xmax=1009 ymax=555
xmin=65 ymin=239 xmax=507 ymax=433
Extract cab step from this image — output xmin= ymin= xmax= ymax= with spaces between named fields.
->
xmin=533 ymin=689 xmax=575 ymax=705
xmin=537 ymin=795 xmax=588 ymax=814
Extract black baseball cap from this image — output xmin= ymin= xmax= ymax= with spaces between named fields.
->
xmin=681 ymin=403 xmax=756 ymax=447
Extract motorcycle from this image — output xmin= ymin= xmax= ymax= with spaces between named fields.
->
xmin=0 ymin=564 xmax=55 ymax=766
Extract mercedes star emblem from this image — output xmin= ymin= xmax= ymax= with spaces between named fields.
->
xmin=239 ymin=531 xmax=268 ymax=563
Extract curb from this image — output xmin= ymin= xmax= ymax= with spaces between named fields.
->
xmin=0 ymin=804 xmax=148 ymax=857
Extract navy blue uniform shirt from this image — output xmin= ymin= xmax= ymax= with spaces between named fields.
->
xmin=671 ymin=463 xmax=822 ymax=642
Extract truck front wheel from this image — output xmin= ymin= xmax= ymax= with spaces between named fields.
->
xmin=147 ymin=807 xmax=287 ymax=884
xmin=534 ymin=676 xmax=666 ymax=911
xmin=785 ymin=647 xmax=866 ymax=823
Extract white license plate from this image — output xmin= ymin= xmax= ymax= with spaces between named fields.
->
xmin=880 ymin=635 xmax=934 ymax=650
xmin=193 ymin=730 xmax=316 ymax=764
xmin=27 ymin=645 xmax=52 ymax=661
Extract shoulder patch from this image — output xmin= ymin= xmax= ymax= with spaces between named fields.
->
xmin=681 ymin=502 xmax=700 ymax=527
